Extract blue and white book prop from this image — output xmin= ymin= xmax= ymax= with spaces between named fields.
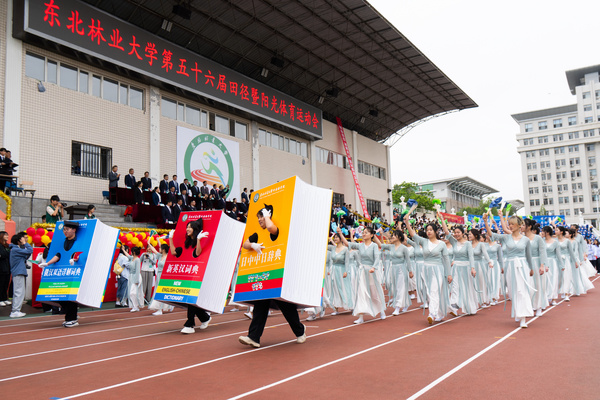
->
xmin=36 ymin=220 xmax=120 ymax=308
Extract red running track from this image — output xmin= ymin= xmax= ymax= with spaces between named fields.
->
xmin=2 ymin=277 xmax=600 ymax=400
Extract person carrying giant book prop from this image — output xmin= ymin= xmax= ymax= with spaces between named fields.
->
xmin=234 ymin=176 xmax=332 ymax=348
xmin=37 ymin=220 xmax=120 ymax=327
xmin=154 ymin=210 xmax=245 ymax=334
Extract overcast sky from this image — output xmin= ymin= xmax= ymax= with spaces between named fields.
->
xmin=369 ymin=0 xmax=600 ymax=202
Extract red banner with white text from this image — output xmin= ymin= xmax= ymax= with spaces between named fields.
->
xmin=336 ymin=117 xmax=370 ymax=220
xmin=439 ymin=212 xmax=465 ymax=224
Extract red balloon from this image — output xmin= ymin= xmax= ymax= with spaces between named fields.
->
xmin=26 ymin=227 xmax=36 ymax=237
xmin=32 ymin=234 xmax=42 ymax=246
xmin=119 ymin=234 xmax=126 ymax=243
xmin=136 ymin=233 xmax=144 ymax=241
xmin=126 ymin=241 xmax=134 ymax=249
xmin=142 ymin=239 xmax=148 ymax=248
xmin=47 ymin=231 xmax=54 ymax=239
xmin=36 ymin=228 xmax=46 ymax=236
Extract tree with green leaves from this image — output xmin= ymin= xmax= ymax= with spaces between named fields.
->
xmin=459 ymin=196 xmax=516 ymax=217
xmin=392 ymin=182 xmax=435 ymax=212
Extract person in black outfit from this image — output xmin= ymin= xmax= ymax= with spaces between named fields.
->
xmin=160 ymin=174 xmax=170 ymax=194
xmin=168 ymin=219 xmax=211 ymax=334
xmin=141 ymin=171 xmax=152 ymax=190
xmin=124 ymin=168 xmax=136 ymax=189
xmin=133 ymin=181 xmax=144 ymax=204
xmin=152 ymin=187 xmax=161 ymax=206
xmin=0 ymin=231 xmax=11 ymax=306
xmin=38 ymin=221 xmax=81 ymax=327
xmin=200 ymin=181 xmax=211 ymax=210
xmin=162 ymin=200 xmax=174 ymax=224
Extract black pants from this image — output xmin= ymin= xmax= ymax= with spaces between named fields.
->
xmin=593 ymin=259 xmax=600 ymax=273
xmin=59 ymin=301 xmax=78 ymax=322
xmin=184 ymin=305 xmax=210 ymax=327
xmin=247 ymin=300 xmax=305 ymax=344
xmin=0 ymin=273 xmax=10 ymax=302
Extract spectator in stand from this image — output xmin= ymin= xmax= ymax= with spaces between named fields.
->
xmin=84 ymin=205 xmax=96 ymax=219
xmin=241 ymin=188 xmax=249 ymax=204
xmin=188 ymin=199 xmax=198 ymax=211
xmin=172 ymin=198 xmax=184 ymax=222
xmin=152 ymin=187 xmax=161 ymax=206
xmin=180 ymin=189 xmax=189 ymax=210
xmin=9 ymin=232 xmax=33 ymax=318
xmin=46 ymin=195 xmax=64 ymax=224
xmin=169 ymin=175 xmax=180 ymax=195
xmin=124 ymin=168 xmax=136 ymax=189
xmin=133 ymin=181 xmax=144 ymax=204
xmin=160 ymin=174 xmax=170 ymax=194
xmin=72 ymin=160 xmax=81 ymax=175
xmin=191 ymin=180 xmax=200 ymax=197
xmin=227 ymin=204 xmax=240 ymax=221
xmin=162 ymin=199 xmax=174 ymax=224
xmin=167 ymin=186 xmax=178 ymax=205
xmin=211 ymin=184 xmax=220 ymax=209
xmin=239 ymin=196 xmax=248 ymax=215
xmin=200 ymin=181 xmax=211 ymax=210
xmin=180 ymin=179 xmax=192 ymax=195
xmin=0 ymin=231 xmax=11 ymax=307
xmin=141 ymin=171 xmax=152 ymax=190
xmin=109 ymin=165 xmax=120 ymax=188
xmin=219 ymin=184 xmax=230 ymax=206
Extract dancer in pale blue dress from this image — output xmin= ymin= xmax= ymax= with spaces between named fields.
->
xmin=404 ymin=214 xmax=451 ymax=324
xmin=379 ymin=230 xmax=413 ymax=315
xmin=341 ymin=226 xmax=386 ymax=324
xmin=407 ymin=234 xmax=427 ymax=307
xmin=470 ymin=228 xmax=493 ymax=308
xmin=484 ymin=233 xmax=503 ymax=305
xmin=328 ymin=231 xmax=353 ymax=313
xmin=440 ymin=219 xmax=478 ymax=316
xmin=569 ymin=228 xmax=594 ymax=294
xmin=555 ymin=226 xmax=575 ymax=301
xmin=401 ymin=235 xmax=418 ymax=300
xmin=542 ymin=225 xmax=562 ymax=306
xmin=524 ymin=219 xmax=549 ymax=316
xmin=484 ymin=212 xmax=534 ymax=328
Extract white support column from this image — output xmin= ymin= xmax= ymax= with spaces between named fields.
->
xmin=3 ymin=0 xmax=23 ymax=162
xmin=251 ymin=121 xmax=260 ymax=191
xmin=310 ymin=140 xmax=317 ymax=185
xmin=148 ymin=86 xmax=161 ymax=187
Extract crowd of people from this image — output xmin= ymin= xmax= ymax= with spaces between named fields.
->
xmin=315 ymin=207 xmax=598 ymax=329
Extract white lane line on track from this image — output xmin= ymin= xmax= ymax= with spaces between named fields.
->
xmin=54 ymin=308 xmax=441 ymax=399
xmin=406 ymin=275 xmax=600 ymax=400
xmin=0 ymin=316 xmax=251 ymax=348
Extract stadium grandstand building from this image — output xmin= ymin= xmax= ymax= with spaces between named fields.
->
xmin=417 ymin=177 xmax=498 ymax=213
xmin=1 ymin=0 xmax=475 ymax=221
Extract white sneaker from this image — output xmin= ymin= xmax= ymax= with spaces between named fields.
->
xmin=244 ymin=312 xmax=253 ymax=320
xmin=199 ymin=317 xmax=211 ymax=329
xmin=0 ymin=301 xmax=6 ymax=306
xmin=152 ymin=310 xmax=163 ymax=316
xmin=180 ymin=326 xmax=195 ymax=334
xmin=296 ymin=325 xmax=307 ymax=344
xmin=551 ymin=300 xmax=557 ymax=306
xmin=392 ymin=307 xmax=400 ymax=316
xmin=410 ymin=294 xmax=416 ymax=299
xmin=402 ymin=306 xmax=409 ymax=312
xmin=115 ymin=301 xmax=121 ymax=306
xmin=230 ymin=307 xmax=240 ymax=312
xmin=319 ymin=310 xmax=325 ymax=318
xmin=481 ymin=304 xmax=490 ymax=309
xmin=9 ymin=311 xmax=26 ymax=318
xmin=63 ymin=320 xmax=79 ymax=328
xmin=239 ymin=336 xmax=260 ymax=348
xmin=434 ymin=316 xmax=444 ymax=322
xmin=564 ymin=296 xmax=570 ymax=302
xmin=130 ymin=308 xmax=140 ymax=312
xmin=353 ymin=316 xmax=364 ymax=324
xmin=306 ymin=314 xmax=317 ymax=321
xmin=520 ymin=318 xmax=527 ymax=328
xmin=330 ymin=311 xmax=339 ymax=316
xmin=5 ymin=300 xmax=11 ymax=305
xmin=490 ymin=300 xmax=497 ymax=306
xmin=380 ymin=312 xmax=386 ymax=320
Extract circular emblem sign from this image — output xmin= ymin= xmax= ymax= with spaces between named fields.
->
xmin=182 ymin=214 xmax=188 ymax=222
xmin=184 ymin=134 xmax=234 ymax=191
xmin=253 ymin=192 xmax=260 ymax=203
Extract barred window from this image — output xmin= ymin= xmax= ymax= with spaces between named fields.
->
xmin=71 ymin=141 xmax=112 ymax=179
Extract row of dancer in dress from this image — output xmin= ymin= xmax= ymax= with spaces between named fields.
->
xmin=312 ymin=209 xmax=596 ymax=329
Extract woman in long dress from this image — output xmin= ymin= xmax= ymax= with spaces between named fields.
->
xmin=404 ymin=214 xmax=452 ymax=324
xmin=440 ymin=219 xmax=478 ymax=316
xmin=523 ymin=219 xmax=548 ymax=316
xmin=470 ymin=228 xmax=493 ymax=308
xmin=483 ymin=212 xmax=534 ymax=328
xmin=328 ymin=232 xmax=353 ymax=313
xmin=555 ymin=226 xmax=575 ymax=301
xmin=340 ymin=226 xmax=386 ymax=324
xmin=407 ymin=233 xmax=427 ymax=307
xmin=541 ymin=225 xmax=562 ymax=306
xmin=482 ymin=232 xmax=503 ymax=306
xmin=401 ymin=233 xmax=418 ymax=300
xmin=568 ymin=228 xmax=594 ymax=294
xmin=379 ymin=230 xmax=413 ymax=315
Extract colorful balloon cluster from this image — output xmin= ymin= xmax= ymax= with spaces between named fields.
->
xmin=25 ymin=227 xmax=53 ymax=247
xmin=118 ymin=231 xmax=166 ymax=250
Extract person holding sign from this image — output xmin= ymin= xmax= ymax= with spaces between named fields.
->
xmin=238 ymin=205 xmax=306 ymax=348
xmin=169 ymin=219 xmax=211 ymax=334
xmin=39 ymin=221 xmax=82 ymax=327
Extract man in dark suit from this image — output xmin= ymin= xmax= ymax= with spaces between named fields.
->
xmin=180 ymin=179 xmax=192 ymax=195
xmin=108 ymin=165 xmax=120 ymax=188
xmin=172 ymin=199 xmax=183 ymax=222
xmin=210 ymin=184 xmax=221 ymax=210
xmin=188 ymin=200 xmax=198 ymax=211
xmin=162 ymin=200 xmax=174 ymax=224
xmin=179 ymin=189 xmax=189 ymax=210
xmin=200 ymin=181 xmax=211 ymax=210
xmin=191 ymin=181 xmax=200 ymax=197
xmin=241 ymin=188 xmax=249 ymax=204
xmin=159 ymin=174 xmax=170 ymax=193
xmin=167 ymin=186 xmax=178 ymax=205
xmin=124 ymin=168 xmax=136 ymax=189
xmin=0 ymin=148 xmax=16 ymax=193
xmin=152 ymin=187 xmax=161 ymax=205
xmin=141 ymin=171 xmax=152 ymax=190
xmin=169 ymin=175 xmax=180 ymax=195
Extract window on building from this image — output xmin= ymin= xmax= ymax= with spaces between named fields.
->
xmin=233 ymin=122 xmax=248 ymax=140
xmin=92 ymin=75 xmax=101 ymax=97
xmin=526 ymin=151 xmax=535 ymax=158
xmin=554 ymin=147 xmax=565 ymax=155
xmin=528 ymin=174 xmax=538 ymax=182
xmin=186 ymin=106 xmax=201 ymax=126
xmin=589 ymin=156 xmax=596 ymax=166
xmin=539 ymin=149 xmax=549 ymax=156
xmin=538 ymin=121 xmax=548 ymax=130
xmin=585 ymin=116 xmax=593 ymax=123
xmin=553 ymin=119 xmax=562 ymax=128
xmin=569 ymin=157 xmax=580 ymax=167
xmin=161 ymin=98 xmax=177 ymax=119
xmin=527 ymin=162 xmax=537 ymax=170
xmin=587 ymin=144 xmax=595 ymax=151
xmin=568 ymin=145 xmax=579 ymax=153
xmin=583 ymin=92 xmax=591 ymax=99
xmin=568 ymin=116 xmax=577 ymax=126
xmin=584 ymin=129 xmax=595 ymax=137
xmin=568 ymin=131 xmax=579 ymax=139
xmin=541 ymin=161 xmax=551 ymax=168
xmin=524 ymin=123 xmax=533 ymax=132
xmin=78 ymin=71 xmax=88 ymax=94
xmin=332 ymin=192 xmax=345 ymax=206
xmin=553 ymin=134 xmax=564 ymax=142
xmin=584 ymin=104 xmax=592 ymax=112
xmin=367 ymin=199 xmax=381 ymax=217
xmin=538 ymin=136 xmax=548 ymax=144
xmin=523 ymin=138 xmax=534 ymax=145
xmin=591 ymin=169 xmax=597 ymax=177
xmin=541 ymin=173 xmax=551 ymax=180
xmin=555 ymin=159 xmax=566 ymax=168
xmin=571 ymin=170 xmax=581 ymax=179
xmin=25 ymin=53 xmax=45 ymax=81
xmin=529 ymin=187 xmax=539 ymax=194
xmin=543 ymin=198 xmax=554 ymax=205
xmin=557 ymin=171 xmax=567 ymax=180
xmin=71 ymin=141 xmax=112 ymax=179
xmin=59 ymin=64 xmax=78 ymax=91
xmin=542 ymin=186 xmax=553 ymax=193
xmin=214 ymin=115 xmax=229 ymax=135
xmin=47 ymin=60 xmax=57 ymax=84
xmin=102 ymin=78 xmax=118 ymax=103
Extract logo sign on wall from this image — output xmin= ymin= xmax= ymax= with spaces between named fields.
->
xmin=177 ymin=126 xmax=240 ymax=200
